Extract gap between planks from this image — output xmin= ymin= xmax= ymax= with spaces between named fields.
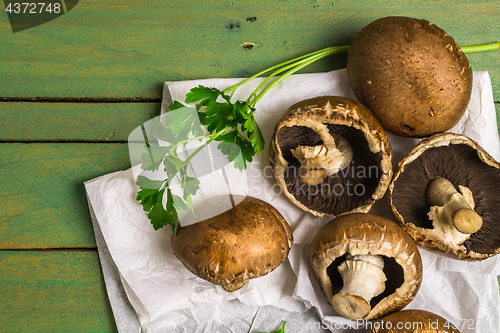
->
xmin=0 ymin=247 xmax=97 ymax=252
xmin=0 ymin=97 xmax=162 ymax=103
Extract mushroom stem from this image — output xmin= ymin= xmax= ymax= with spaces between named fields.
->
xmin=222 ymin=281 xmax=247 ymax=292
xmin=426 ymin=177 xmax=482 ymax=234
xmin=291 ymin=133 xmax=354 ymax=185
xmin=331 ymin=254 xmax=386 ymax=320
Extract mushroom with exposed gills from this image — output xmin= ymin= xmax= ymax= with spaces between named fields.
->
xmin=309 ymin=213 xmax=423 ymax=320
xmin=365 ymin=309 xmax=461 ymax=333
xmin=389 ymin=132 xmax=500 ymax=260
xmin=269 ymin=96 xmax=393 ymax=217
xmin=171 ymin=195 xmax=293 ymax=292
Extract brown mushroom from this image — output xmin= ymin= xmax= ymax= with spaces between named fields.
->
xmin=388 ymin=132 xmax=500 ymax=260
xmin=171 ymin=195 xmax=293 ymax=291
xmin=346 ymin=16 xmax=473 ymax=137
xmin=269 ymin=96 xmax=393 ymax=217
xmin=309 ymin=213 xmax=422 ymax=320
xmin=365 ymin=309 xmax=460 ymax=332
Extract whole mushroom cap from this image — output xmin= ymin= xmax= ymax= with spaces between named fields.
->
xmin=309 ymin=213 xmax=422 ymax=320
xmin=346 ymin=16 xmax=473 ymax=137
xmin=171 ymin=196 xmax=293 ymax=292
xmin=388 ymin=133 xmax=500 ymax=261
xmin=269 ymin=96 xmax=393 ymax=217
xmin=365 ymin=309 xmax=460 ymax=332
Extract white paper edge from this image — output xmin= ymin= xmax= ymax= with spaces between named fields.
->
xmin=85 ymin=190 xmax=142 ymax=333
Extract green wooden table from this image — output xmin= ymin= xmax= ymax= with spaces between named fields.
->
xmin=1 ymin=1 xmax=499 ymax=332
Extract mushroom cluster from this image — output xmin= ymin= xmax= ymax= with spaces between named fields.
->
xmin=171 ymin=195 xmax=293 ymax=291
xmin=309 ymin=213 xmax=422 ymax=320
xmin=388 ymin=133 xmax=500 ymax=260
xmin=269 ymin=96 xmax=393 ymax=217
xmin=262 ymin=14 xmax=498 ymax=326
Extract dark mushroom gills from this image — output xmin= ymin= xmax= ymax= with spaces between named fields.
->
xmin=389 ymin=133 xmax=500 ymax=260
xmin=269 ymin=96 xmax=393 ymax=217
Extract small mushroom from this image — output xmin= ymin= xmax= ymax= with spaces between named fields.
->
xmin=388 ymin=133 xmax=500 ymax=260
xmin=171 ymin=195 xmax=293 ymax=291
xmin=309 ymin=213 xmax=422 ymax=320
xmin=365 ymin=309 xmax=460 ymax=332
xmin=346 ymin=16 xmax=473 ymax=137
xmin=269 ymin=96 xmax=393 ymax=217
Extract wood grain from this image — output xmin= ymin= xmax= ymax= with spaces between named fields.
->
xmin=0 ymin=143 xmax=130 ymax=249
xmin=1 ymin=1 xmax=499 ymax=332
xmin=0 ymin=102 xmax=157 ymax=141
xmin=0 ymin=0 xmax=498 ymax=99
xmin=497 ymin=103 xmax=500 ymax=131
xmin=0 ymin=250 xmax=116 ymax=333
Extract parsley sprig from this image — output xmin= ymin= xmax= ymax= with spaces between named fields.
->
xmin=135 ymin=46 xmax=351 ymax=234
xmin=135 ymin=41 xmax=500 ymax=234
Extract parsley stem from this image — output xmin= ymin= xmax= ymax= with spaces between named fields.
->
xmin=461 ymin=42 xmax=500 ymax=53
xmin=225 ymin=40 xmax=498 ymax=103
xmin=183 ymin=126 xmax=231 ymax=166
xmin=224 ymin=45 xmax=349 ymax=98
xmin=172 ymin=133 xmax=219 ymax=148
xmin=246 ymin=45 xmax=349 ymax=107
xmin=251 ymin=51 xmax=333 ymax=106
xmin=245 ymin=52 xmax=323 ymax=104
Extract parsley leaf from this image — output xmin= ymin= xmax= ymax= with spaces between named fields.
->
xmin=136 ymin=90 xmax=264 ymax=233
xmin=136 ymin=74 xmax=274 ymax=233
xmin=136 ymin=186 xmax=179 ymax=231
xmin=185 ymin=86 xmax=226 ymax=110
xmin=136 ymin=176 xmax=166 ymax=190
xmin=141 ymin=145 xmax=172 ymax=172
xmin=217 ymin=129 xmax=254 ymax=170
xmin=203 ymin=100 xmax=238 ymax=132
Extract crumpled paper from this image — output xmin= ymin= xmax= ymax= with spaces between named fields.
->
xmin=85 ymin=69 xmax=500 ymax=333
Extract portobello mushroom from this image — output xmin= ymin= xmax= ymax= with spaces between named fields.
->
xmin=388 ymin=133 xmax=500 ymax=260
xmin=346 ymin=16 xmax=473 ymax=137
xmin=171 ymin=195 xmax=293 ymax=291
xmin=365 ymin=309 xmax=460 ymax=332
xmin=309 ymin=213 xmax=422 ymax=320
xmin=269 ymin=96 xmax=393 ymax=217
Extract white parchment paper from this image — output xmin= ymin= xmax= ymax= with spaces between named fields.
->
xmin=85 ymin=69 xmax=500 ymax=333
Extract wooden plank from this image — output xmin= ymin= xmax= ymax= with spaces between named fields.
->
xmin=0 ymin=102 xmax=157 ymax=141
xmin=0 ymin=250 xmax=117 ymax=333
xmin=0 ymin=0 xmax=498 ymax=99
xmin=497 ymin=103 xmax=500 ymax=134
xmin=0 ymin=97 xmax=498 ymax=143
xmin=0 ymin=143 xmax=130 ymax=249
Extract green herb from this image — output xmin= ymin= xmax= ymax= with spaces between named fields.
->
xmin=136 ymin=41 xmax=499 ymax=234
xmin=461 ymin=42 xmax=500 ymax=53
xmin=136 ymin=45 xmax=350 ymax=234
